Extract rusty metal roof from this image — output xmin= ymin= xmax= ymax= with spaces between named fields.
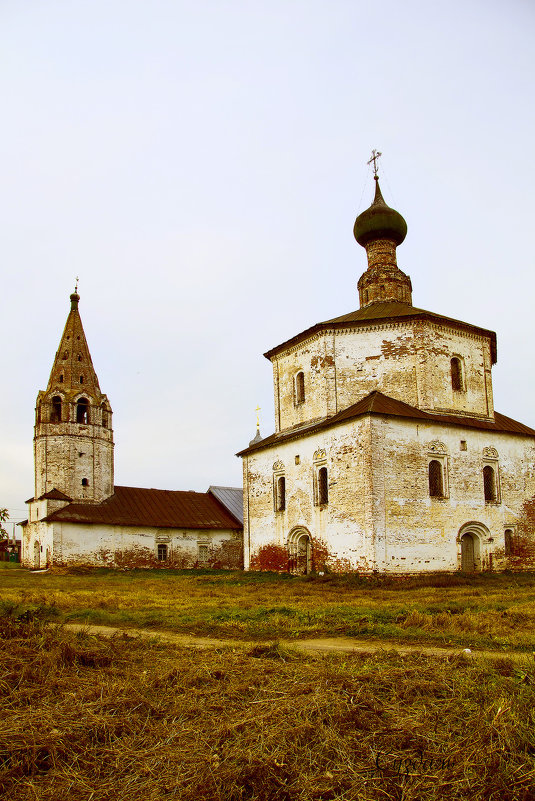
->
xmin=263 ymin=301 xmax=497 ymax=364
xmin=237 ymin=391 xmax=535 ymax=455
xmin=44 ymin=485 xmax=242 ymax=530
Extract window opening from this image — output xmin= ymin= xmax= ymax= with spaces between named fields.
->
xmin=76 ymin=398 xmax=90 ymax=424
xmin=451 ymin=357 xmax=463 ymax=391
xmin=51 ymin=396 xmax=62 ymax=423
xmin=504 ymin=529 xmax=513 ymax=556
xmin=276 ymin=476 xmax=286 ymax=511
xmin=198 ymin=545 xmax=209 ymax=564
xmin=101 ymin=404 xmax=108 ymax=428
xmin=295 ymin=371 xmax=305 ymax=405
xmin=59 ymin=375 xmax=64 ymax=383
xmin=79 ymin=375 xmax=84 ymax=384
xmin=483 ymin=465 xmax=496 ymax=502
xmin=157 ymin=543 xmax=168 ymax=561
xmin=81 ymin=478 xmax=89 ymax=487
xmin=318 ymin=466 xmax=328 ymax=505
xmin=428 ymin=460 xmax=444 ymax=497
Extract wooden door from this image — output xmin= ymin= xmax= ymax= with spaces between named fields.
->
xmin=461 ymin=533 xmax=475 ymax=572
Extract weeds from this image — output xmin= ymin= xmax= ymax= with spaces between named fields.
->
xmin=1 ymin=613 xmax=534 ymax=800
xmin=1 ymin=569 xmax=535 ymax=650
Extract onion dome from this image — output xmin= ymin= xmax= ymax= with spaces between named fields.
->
xmin=354 ymin=177 xmax=407 ymax=247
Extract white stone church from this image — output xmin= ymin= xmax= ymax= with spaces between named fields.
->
xmin=21 ymin=171 xmax=535 ymax=573
xmin=238 ymin=175 xmax=535 ymax=574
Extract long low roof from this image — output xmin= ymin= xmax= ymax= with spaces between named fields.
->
xmin=264 ymin=301 xmax=498 ymax=363
xmin=43 ymin=485 xmax=243 ymax=530
xmin=237 ymin=391 xmax=535 ymax=455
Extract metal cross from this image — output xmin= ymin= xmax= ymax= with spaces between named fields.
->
xmin=255 ymin=405 xmax=261 ymax=429
xmin=367 ymin=149 xmax=382 ymax=178
xmin=75 ymin=276 xmax=79 ymax=293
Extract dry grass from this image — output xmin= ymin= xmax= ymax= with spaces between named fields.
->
xmin=1 ymin=611 xmax=534 ymax=801
xmin=1 ymin=569 xmax=535 ymax=651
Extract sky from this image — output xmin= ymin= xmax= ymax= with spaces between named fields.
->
xmin=2 ymin=0 xmax=535 ymax=531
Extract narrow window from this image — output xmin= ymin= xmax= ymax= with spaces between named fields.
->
xmin=157 ymin=543 xmax=168 ymax=561
xmin=77 ymin=354 xmax=82 ymax=362
xmin=276 ymin=476 xmax=286 ymax=511
xmin=76 ymin=398 xmax=90 ymax=424
xmin=428 ymin=460 xmax=443 ymax=497
xmin=504 ymin=529 xmax=513 ymax=556
xmin=483 ymin=465 xmax=496 ymax=502
xmin=51 ymin=396 xmax=62 ymax=422
xmin=101 ymin=404 xmax=108 ymax=428
xmin=451 ymin=357 xmax=463 ymax=391
xmin=364 ymin=289 xmax=369 ymax=304
xmin=81 ymin=478 xmax=89 ymax=487
xmin=59 ymin=374 xmax=64 ymax=383
xmin=318 ymin=466 xmax=328 ymax=505
xmin=295 ymin=371 xmax=305 ymax=404
xmin=79 ymin=375 xmax=84 ymax=384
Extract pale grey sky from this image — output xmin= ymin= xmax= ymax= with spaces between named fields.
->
xmin=2 ymin=0 xmax=535 ymax=528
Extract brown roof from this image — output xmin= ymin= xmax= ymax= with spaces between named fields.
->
xmin=44 ymin=485 xmax=242 ymax=530
xmin=237 ymin=391 xmax=535 ymax=455
xmin=264 ymin=301 xmax=497 ymax=363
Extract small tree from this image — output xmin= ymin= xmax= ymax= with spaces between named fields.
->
xmin=0 ymin=508 xmax=9 ymax=541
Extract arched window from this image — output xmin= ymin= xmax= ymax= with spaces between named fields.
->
xmin=81 ymin=478 xmax=89 ymax=487
xmin=101 ymin=404 xmax=108 ymax=428
xmin=295 ymin=371 xmax=305 ymax=405
xmin=59 ymin=374 xmax=64 ymax=383
xmin=451 ymin=357 xmax=463 ymax=391
xmin=79 ymin=375 xmax=84 ymax=384
xmin=276 ymin=476 xmax=286 ymax=512
xmin=428 ymin=460 xmax=444 ymax=497
xmin=318 ymin=466 xmax=328 ymax=505
xmin=76 ymin=398 xmax=90 ymax=424
xmin=51 ymin=396 xmax=62 ymax=423
xmin=504 ymin=529 xmax=513 ymax=556
xmin=483 ymin=465 xmax=496 ymax=502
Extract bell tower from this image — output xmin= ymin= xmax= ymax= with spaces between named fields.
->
xmin=33 ymin=289 xmax=114 ymax=504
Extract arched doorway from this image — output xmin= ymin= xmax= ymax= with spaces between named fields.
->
xmin=287 ymin=527 xmax=312 ymax=575
xmin=458 ymin=523 xmax=487 ymax=572
xmin=461 ymin=533 xmax=475 ymax=572
xmin=33 ymin=540 xmax=40 ymax=569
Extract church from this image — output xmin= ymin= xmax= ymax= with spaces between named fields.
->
xmin=238 ymin=167 xmax=535 ymax=574
xmin=20 ymin=291 xmax=243 ymax=569
xmin=21 ymin=164 xmax=535 ymax=574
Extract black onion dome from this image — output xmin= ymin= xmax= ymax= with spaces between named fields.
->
xmin=354 ymin=178 xmax=407 ymax=247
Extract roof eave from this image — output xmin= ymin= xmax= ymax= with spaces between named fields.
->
xmin=263 ymin=311 xmax=497 ymax=364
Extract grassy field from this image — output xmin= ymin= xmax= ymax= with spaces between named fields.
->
xmin=1 ymin=609 xmax=534 ymax=801
xmin=1 ymin=568 xmax=535 ymax=652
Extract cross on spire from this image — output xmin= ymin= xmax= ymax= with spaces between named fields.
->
xmin=75 ymin=276 xmax=79 ymax=293
xmin=255 ymin=405 xmax=261 ymax=430
xmin=367 ymin=149 xmax=382 ymax=178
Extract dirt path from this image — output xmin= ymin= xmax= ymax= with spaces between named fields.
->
xmin=61 ymin=623 xmax=534 ymax=662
